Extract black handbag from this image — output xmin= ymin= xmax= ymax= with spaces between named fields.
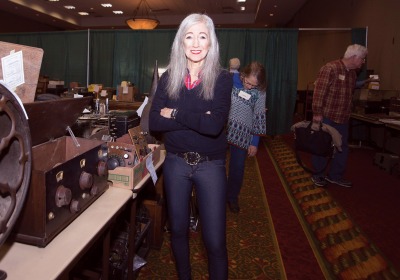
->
xmin=293 ymin=121 xmax=335 ymax=174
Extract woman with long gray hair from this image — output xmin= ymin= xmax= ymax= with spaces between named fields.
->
xmin=149 ymin=13 xmax=232 ymax=280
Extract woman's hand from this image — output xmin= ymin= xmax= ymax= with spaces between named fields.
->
xmin=160 ymin=107 xmax=174 ymax=118
xmin=248 ymin=145 xmax=258 ymax=157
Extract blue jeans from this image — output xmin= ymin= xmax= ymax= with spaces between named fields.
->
xmin=312 ymin=118 xmax=349 ymax=180
xmin=163 ymin=153 xmax=228 ymax=280
xmin=226 ymin=145 xmax=247 ymax=203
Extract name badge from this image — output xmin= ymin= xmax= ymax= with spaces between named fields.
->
xmin=339 ymin=74 xmax=345 ymax=81
xmin=238 ymin=90 xmax=251 ymax=100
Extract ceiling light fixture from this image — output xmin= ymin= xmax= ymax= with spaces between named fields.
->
xmin=126 ymin=0 xmax=159 ymax=30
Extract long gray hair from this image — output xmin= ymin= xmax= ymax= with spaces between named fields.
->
xmin=166 ymin=13 xmax=221 ymax=100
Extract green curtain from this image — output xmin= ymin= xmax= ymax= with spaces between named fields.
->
xmin=217 ymin=29 xmax=299 ymax=135
xmin=90 ymin=30 xmax=115 ymax=87
xmin=0 ymin=31 xmax=88 ymax=87
xmin=110 ymin=30 xmax=176 ymax=94
xmin=39 ymin=31 xmax=88 ymax=86
xmin=216 ymin=29 xmax=248 ymax=68
xmin=0 ymin=28 xmax=298 ymax=135
xmin=351 ymin=28 xmax=368 ymax=81
xmin=245 ymin=29 xmax=298 ymax=135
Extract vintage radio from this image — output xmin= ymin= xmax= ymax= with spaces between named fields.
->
xmin=12 ymin=97 xmax=110 ymax=247
xmin=108 ymin=110 xmax=140 ymax=140
xmin=106 ymin=141 xmax=139 ymax=170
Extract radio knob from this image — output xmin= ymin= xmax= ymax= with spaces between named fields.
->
xmin=97 ymin=160 xmax=108 ymax=177
xmin=79 ymin=171 xmax=94 ymax=190
xmin=90 ymin=185 xmax=99 ymax=196
xmin=70 ymin=199 xmax=81 ymax=213
xmin=107 ymin=154 xmax=125 ymax=170
xmin=123 ymin=153 xmax=129 ymax=159
xmin=55 ymin=185 xmax=72 ymax=207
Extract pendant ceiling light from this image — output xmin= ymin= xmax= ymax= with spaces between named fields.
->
xmin=126 ymin=0 xmax=159 ymax=30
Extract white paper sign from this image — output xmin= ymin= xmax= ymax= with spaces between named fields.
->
xmin=145 ymin=153 xmax=158 ymax=185
xmin=0 ymin=80 xmax=28 ymax=119
xmin=136 ymin=97 xmax=148 ymax=117
xmin=1 ymin=50 xmax=25 ymax=89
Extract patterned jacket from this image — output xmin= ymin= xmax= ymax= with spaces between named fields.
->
xmin=227 ymin=87 xmax=266 ymax=149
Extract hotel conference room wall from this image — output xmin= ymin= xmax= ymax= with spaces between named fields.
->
xmin=0 ymin=29 xmax=299 ymax=136
xmin=0 ymin=29 xmax=297 ymax=93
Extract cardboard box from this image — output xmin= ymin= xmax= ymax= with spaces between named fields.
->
xmin=88 ymin=84 xmax=102 ymax=93
xmin=355 ymin=89 xmax=383 ymax=101
xmin=108 ymin=144 xmax=162 ymax=190
xmin=368 ymin=81 xmax=380 ymax=90
xmin=48 ymin=80 xmax=64 ymax=88
xmin=117 ymin=86 xmax=137 ymax=102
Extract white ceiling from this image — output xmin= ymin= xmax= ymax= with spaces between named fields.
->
xmin=2 ymin=0 xmax=308 ymax=30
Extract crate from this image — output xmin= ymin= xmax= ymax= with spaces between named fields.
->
xmin=142 ymin=197 xmax=166 ymax=249
xmin=373 ymin=152 xmax=399 ymax=174
xmin=117 ymin=86 xmax=137 ymax=102
xmin=108 ymin=144 xmax=162 ymax=190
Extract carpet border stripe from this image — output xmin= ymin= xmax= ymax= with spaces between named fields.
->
xmin=263 ymin=137 xmax=400 ymax=280
xmin=254 ymin=155 xmax=288 ymax=280
xmin=263 ymin=139 xmax=333 ymax=280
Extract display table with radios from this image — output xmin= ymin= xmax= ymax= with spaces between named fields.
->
xmin=350 ymin=113 xmax=400 ymax=156
xmin=0 ymin=151 xmax=165 ymax=280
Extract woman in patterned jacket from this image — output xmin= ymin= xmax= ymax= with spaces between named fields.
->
xmin=226 ymin=61 xmax=267 ymax=213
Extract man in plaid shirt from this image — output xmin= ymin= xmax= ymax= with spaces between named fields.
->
xmin=311 ymin=44 xmax=368 ymax=188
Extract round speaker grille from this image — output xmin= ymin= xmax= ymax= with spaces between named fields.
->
xmin=0 ymin=83 xmax=32 ymax=246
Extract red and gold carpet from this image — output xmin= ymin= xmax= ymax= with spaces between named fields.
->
xmin=138 ymin=155 xmax=286 ymax=279
xmin=264 ymin=136 xmax=400 ymax=280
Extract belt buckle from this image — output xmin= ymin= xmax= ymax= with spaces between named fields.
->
xmin=183 ymin=152 xmax=201 ymax=166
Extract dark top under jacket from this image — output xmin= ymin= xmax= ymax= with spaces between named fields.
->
xmin=149 ymin=70 xmax=233 ymax=160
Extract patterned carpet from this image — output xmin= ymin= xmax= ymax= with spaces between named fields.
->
xmin=138 ymin=156 xmax=286 ymax=279
xmin=264 ymin=137 xmax=400 ymax=280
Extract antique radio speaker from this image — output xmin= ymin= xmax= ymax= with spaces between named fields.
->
xmin=12 ymin=97 xmax=110 ymax=247
xmin=0 ymin=83 xmax=32 ymax=280
xmin=0 ymin=40 xmax=44 ymax=248
xmin=0 ymin=41 xmax=42 ymax=278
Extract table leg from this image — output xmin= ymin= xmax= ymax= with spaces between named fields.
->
xmin=102 ymin=228 xmax=111 ymax=279
xmin=127 ymin=199 xmax=137 ymax=280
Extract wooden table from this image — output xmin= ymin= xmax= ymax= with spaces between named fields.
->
xmin=0 ymin=152 xmax=165 ymax=280
xmin=350 ymin=113 xmax=400 ymax=151
xmin=108 ymin=100 xmax=143 ymax=111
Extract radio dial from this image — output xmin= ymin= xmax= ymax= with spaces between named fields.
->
xmin=90 ymin=185 xmax=99 ymax=196
xmin=79 ymin=171 xmax=94 ymax=190
xmin=70 ymin=200 xmax=81 ymax=213
xmin=97 ymin=160 xmax=108 ymax=177
xmin=107 ymin=154 xmax=125 ymax=170
xmin=55 ymin=185 xmax=72 ymax=207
